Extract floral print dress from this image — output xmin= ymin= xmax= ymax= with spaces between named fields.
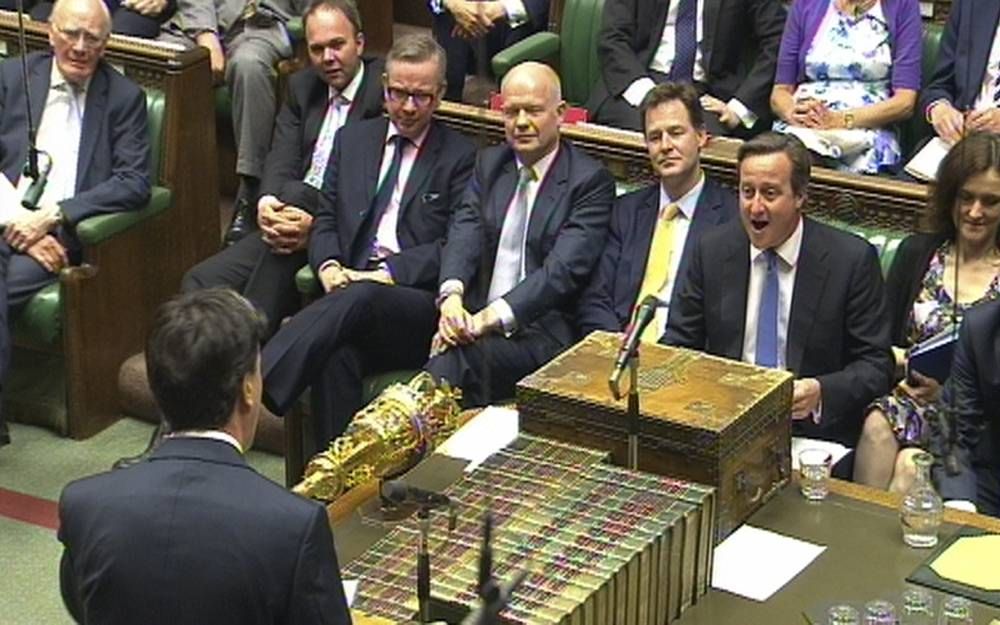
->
xmin=774 ymin=1 xmax=901 ymax=174
xmin=871 ymin=242 xmax=1000 ymax=446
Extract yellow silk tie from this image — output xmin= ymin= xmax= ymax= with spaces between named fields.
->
xmin=634 ymin=203 xmax=680 ymax=344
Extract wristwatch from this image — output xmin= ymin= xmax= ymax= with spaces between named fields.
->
xmin=843 ymin=111 xmax=856 ymax=130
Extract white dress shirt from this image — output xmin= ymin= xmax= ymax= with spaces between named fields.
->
xmin=303 ymin=61 xmax=365 ymax=188
xmin=973 ymin=22 xmax=1000 ymax=111
xmin=648 ymin=0 xmax=706 ymax=81
xmin=741 ymin=216 xmax=804 ymax=368
xmin=34 ymin=63 xmax=89 ymax=207
xmin=165 ymin=429 xmax=244 ymax=454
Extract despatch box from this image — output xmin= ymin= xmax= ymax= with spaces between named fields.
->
xmin=516 ymin=331 xmax=793 ymax=540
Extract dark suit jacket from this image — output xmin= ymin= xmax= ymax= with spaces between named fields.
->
xmin=440 ymin=140 xmax=615 ymax=346
xmin=920 ymin=0 xmax=1000 ymax=116
xmin=663 ymin=217 xmax=894 ymax=446
xmin=261 ymin=57 xmax=386 ymax=213
xmin=309 ymin=116 xmax=476 ymax=290
xmin=937 ymin=299 xmax=1000 ymax=508
xmin=575 ymin=176 xmax=737 ymax=337
xmin=589 ymin=0 xmax=786 ymax=122
xmin=884 ymin=232 xmax=947 ymax=347
xmin=0 ymin=52 xmax=150 ymax=247
xmin=58 ymin=437 xmax=352 ymax=625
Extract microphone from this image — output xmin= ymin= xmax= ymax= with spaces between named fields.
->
xmin=381 ymin=480 xmax=452 ymax=508
xmin=20 ymin=152 xmax=50 ymax=211
xmin=610 ymin=294 xmax=664 ymax=383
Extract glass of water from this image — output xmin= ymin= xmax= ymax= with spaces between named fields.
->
xmin=901 ymin=587 xmax=934 ymax=625
xmin=828 ymin=604 xmax=860 ymax=625
xmin=864 ymin=599 xmax=896 ymax=625
xmin=799 ymin=448 xmax=833 ymax=500
xmin=938 ymin=596 xmax=973 ymax=624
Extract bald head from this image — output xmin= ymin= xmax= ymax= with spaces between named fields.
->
xmin=49 ymin=0 xmax=110 ymax=85
xmin=499 ymin=62 xmax=566 ymax=166
xmin=500 ymin=61 xmax=562 ymax=106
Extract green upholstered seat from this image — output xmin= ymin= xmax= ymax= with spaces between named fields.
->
xmin=11 ymin=90 xmax=172 ymax=350
xmin=491 ymin=0 xmax=606 ymax=105
xmin=814 ymin=217 xmax=907 ymax=277
xmin=899 ymin=21 xmax=944 ymax=159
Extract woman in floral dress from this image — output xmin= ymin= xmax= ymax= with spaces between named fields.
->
xmin=770 ymin=0 xmax=921 ymax=173
xmin=855 ymin=134 xmax=1000 ymax=491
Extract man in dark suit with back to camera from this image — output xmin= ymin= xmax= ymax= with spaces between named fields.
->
xmin=589 ymin=0 xmax=785 ymax=137
xmin=664 ymin=133 xmax=893 ymax=447
xmin=58 ymin=289 xmax=352 ymax=624
xmin=920 ymin=0 xmax=1000 ymax=145
xmin=261 ymin=33 xmax=476 ymax=454
xmin=0 ymin=0 xmax=150 ymax=448
xmin=182 ymin=0 xmax=384 ymax=338
xmin=576 ymin=81 xmax=737 ymax=341
xmin=934 ymin=299 xmax=1000 ymax=517
xmin=427 ymin=61 xmax=615 ymax=407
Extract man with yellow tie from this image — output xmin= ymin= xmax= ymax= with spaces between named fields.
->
xmin=576 ymin=82 xmax=737 ymax=343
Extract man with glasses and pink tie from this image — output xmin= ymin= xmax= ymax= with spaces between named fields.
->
xmin=0 ymin=0 xmax=150 ymax=448
xmin=182 ymin=0 xmax=385 ymax=339
xmin=260 ymin=33 xmax=476 ymax=455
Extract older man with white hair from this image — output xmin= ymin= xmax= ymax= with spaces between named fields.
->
xmin=0 ymin=0 xmax=151 ymax=447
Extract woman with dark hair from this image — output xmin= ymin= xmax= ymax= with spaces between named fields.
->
xmin=854 ymin=132 xmax=1000 ymax=491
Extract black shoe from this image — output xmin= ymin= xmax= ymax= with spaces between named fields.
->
xmin=223 ymin=199 xmax=254 ymax=247
xmin=112 ymin=423 xmax=163 ymax=469
xmin=0 ymin=421 xmax=9 ymax=448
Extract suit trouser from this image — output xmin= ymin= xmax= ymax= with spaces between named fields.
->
xmin=181 ymin=234 xmax=305 ymax=339
xmin=424 ymin=325 xmax=565 ymax=408
xmin=431 ymin=12 xmax=532 ymax=102
xmin=262 ymin=282 xmax=438 ymax=456
xmin=0 ymin=241 xmax=65 ymax=436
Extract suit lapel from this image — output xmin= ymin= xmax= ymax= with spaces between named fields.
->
xmin=361 ymin=118 xmax=388 ymax=213
xmin=526 ymin=145 xmax=570 ymax=255
xmin=75 ymin=64 xmax=108 ymax=191
xmin=702 ymin=0 xmax=722 ymax=70
xmin=630 ymin=185 xmax=660 ymax=297
xmin=650 ymin=0 xmax=672 ymax=55
xmin=492 ymin=158 xmax=519 ymax=231
xmin=969 ymin=4 xmax=1000 ymax=103
xmin=28 ymin=56 xmax=50 ymax=149
xmin=671 ymin=180 xmax=721 ymax=302
xmin=720 ymin=228 xmax=750 ymax=360
xmin=786 ymin=220 xmax=829 ymax=373
xmin=302 ymin=74 xmax=329 ymax=150
xmin=398 ymin=123 xmax=439 ymax=220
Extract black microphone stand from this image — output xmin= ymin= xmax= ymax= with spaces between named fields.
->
xmin=460 ymin=511 xmax=527 ymax=625
xmin=414 ymin=498 xmax=457 ymax=623
xmin=14 ymin=0 xmax=47 ymax=211
xmin=609 ymin=348 xmax=641 ymax=471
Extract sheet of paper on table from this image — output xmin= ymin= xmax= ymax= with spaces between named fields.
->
xmin=343 ymin=579 xmax=358 ymax=606
xmin=791 ymin=436 xmax=851 ymax=470
xmin=929 ymin=534 xmax=1000 ymax=591
xmin=712 ymin=525 xmax=826 ymax=601
xmin=435 ymin=405 xmax=519 ymax=473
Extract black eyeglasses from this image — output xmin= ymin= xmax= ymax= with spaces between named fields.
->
xmin=384 ymin=86 xmax=436 ymax=108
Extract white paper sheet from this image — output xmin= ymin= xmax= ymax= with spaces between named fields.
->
xmin=342 ymin=579 xmax=358 ymax=607
xmin=904 ymin=136 xmax=949 ymax=181
xmin=434 ymin=405 xmax=519 ymax=473
xmin=711 ymin=525 xmax=826 ymax=601
xmin=791 ymin=436 xmax=851 ymax=471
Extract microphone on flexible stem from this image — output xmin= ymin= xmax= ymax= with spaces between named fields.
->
xmin=382 ymin=480 xmax=452 ymax=508
xmin=609 ymin=294 xmax=664 ymax=398
xmin=14 ymin=0 xmax=47 ymax=211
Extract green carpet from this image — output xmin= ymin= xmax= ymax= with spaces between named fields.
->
xmin=0 ymin=419 xmax=285 ymax=624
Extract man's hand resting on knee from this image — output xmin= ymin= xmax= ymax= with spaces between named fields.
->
xmin=26 ymin=235 xmax=68 ymax=273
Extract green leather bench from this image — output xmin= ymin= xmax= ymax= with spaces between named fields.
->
xmin=5 ymin=89 xmax=174 ymax=439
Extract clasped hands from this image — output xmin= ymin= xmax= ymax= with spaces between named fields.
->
xmin=787 ymin=97 xmax=849 ymax=130
xmin=930 ymin=102 xmax=1000 ymax=145
xmin=444 ymin=0 xmax=506 ymax=39
xmin=258 ymin=195 xmax=313 ymax=255
xmin=5 ymin=205 xmax=67 ymax=273
xmin=429 ymin=293 xmax=499 ymax=356
xmin=317 ymin=262 xmax=392 ymax=293
xmin=699 ymin=95 xmax=741 ymax=130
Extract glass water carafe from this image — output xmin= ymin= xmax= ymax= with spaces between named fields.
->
xmin=900 ymin=452 xmax=944 ymax=548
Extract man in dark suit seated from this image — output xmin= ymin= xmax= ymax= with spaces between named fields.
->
xmin=921 ymin=0 xmax=1000 ymax=145
xmin=427 ymin=61 xmax=615 ymax=406
xmin=663 ymin=133 xmax=894 ymax=447
xmin=576 ymin=81 xmax=737 ymax=340
xmin=588 ymin=0 xmax=785 ymax=137
xmin=427 ymin=0 xmax=549 ymax=102
xmin=0 ymin=0 xmax=150 ymax=448
xmin=935 ymin=299 xmax=1000 ymax=516
xmin=182 ymin=0 xmax=384 ymax=338
xmin=261 ymin=33 xmax=476 ymax=454
xmin=58 ymin=289 xmax=352 ymax=624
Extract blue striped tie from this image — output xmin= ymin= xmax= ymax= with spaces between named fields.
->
xmin=755 ymin=249 xmax=779 ymax=368
xmin=669 ymin=0 xmax=697 ymax=82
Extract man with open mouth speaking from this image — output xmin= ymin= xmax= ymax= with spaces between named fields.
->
xmin=663 ymin=132 xmax=894 ymax=451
